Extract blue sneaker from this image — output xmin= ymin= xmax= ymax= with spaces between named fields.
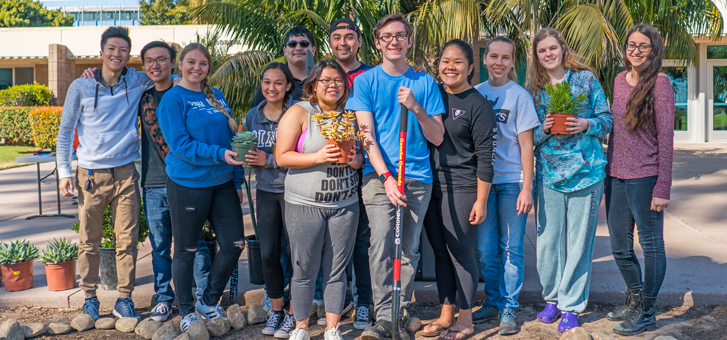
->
xmin=82 ymin=297 xmax=101 ymax=321
xmin=113 ymin=297 xmax=140 ymax=321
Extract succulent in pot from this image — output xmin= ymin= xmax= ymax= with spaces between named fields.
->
xmin=0 ymin=239 xmax=39 ymax=291
xmin=230 ymin=131 xmax=259 ymax=162
xmin=38 ymin=238 xmax=79 ymax=291
xmin=544 ymin=81 xmax=587 ymax=135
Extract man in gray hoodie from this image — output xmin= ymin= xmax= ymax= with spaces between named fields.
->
xmin=57 ymin=26 xmax=152 ymax=321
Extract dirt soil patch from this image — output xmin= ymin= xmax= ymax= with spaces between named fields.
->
xmin=1 ymin=303 xmax=726 ymax=339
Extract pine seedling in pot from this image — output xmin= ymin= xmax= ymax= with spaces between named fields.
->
xmin=544 ymin=81 xmax=587 ymax=135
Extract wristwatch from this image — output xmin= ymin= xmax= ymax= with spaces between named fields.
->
xmin=379 ymin=172 xmax=392 ymax=184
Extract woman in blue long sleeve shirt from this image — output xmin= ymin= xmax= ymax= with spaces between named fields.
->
xmin=526 ymin=28 xmax=613 ymax=333
xmin=156 ymin=43 xmax=246 ymax=332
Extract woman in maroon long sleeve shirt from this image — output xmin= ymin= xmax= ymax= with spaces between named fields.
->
xmin=604 ymin=23 xmax=675 ymax=336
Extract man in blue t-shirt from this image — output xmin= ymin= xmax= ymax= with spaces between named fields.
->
xmin=345 ymin=14 xmax=445 ymax=340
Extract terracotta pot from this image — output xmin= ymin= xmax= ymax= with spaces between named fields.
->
xmin=45 ymin=260 xmax=77 ymax=291
xmin=0 ymin=261 xmax=34 ymax=292
xmin=230 ymin=142 xmax=257 ymax=163
xmin=326 ymin=139 xmax=355 ymax=163
xmin=550 ymin=113 xmax=576 ymax=135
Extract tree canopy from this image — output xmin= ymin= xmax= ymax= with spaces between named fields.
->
xmin=0 ymin=0 xmax=73 ymax=27
xmin=139 ymin=0 xmax=191 ymax=25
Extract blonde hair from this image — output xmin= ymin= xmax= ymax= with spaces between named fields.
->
xmin=527 ymin=28 xmax=594 ymax=106
xmin=179 ymin=43 xmax=238 ymax=132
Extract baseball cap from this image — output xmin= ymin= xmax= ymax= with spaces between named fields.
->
xmin=329 ymin=18 xmax=361 ymax=37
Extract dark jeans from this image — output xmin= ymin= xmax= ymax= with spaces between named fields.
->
xmin=256 ymin=190 xmax=290 ymax=300
xmin=605 ymin=176 xmax=666 ymax=299
xmin=167 ymin=179 xmax=245 ymax=315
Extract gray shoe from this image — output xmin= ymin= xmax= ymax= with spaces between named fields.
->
xmin=150 ymin=302 xmax=171 ymax=322
xmin=274 ymin=314 xmax=296 ymax=339
xmin=498 ymin=308 xmax=520 ymax=335
xmin=472 ymin=304 xmax=500 ymax=324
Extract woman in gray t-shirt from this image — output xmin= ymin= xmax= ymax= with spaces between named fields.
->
xmin=275 ymin=60 xmax=364 ymax=340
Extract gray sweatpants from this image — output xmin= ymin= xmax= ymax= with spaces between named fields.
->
xmin=285 ymin=202 xmax=358 ymax=321
xmin=362 ymin=172 xmax=432 ymax=322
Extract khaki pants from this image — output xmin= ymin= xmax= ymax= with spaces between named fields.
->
xmin=76 ymin=162 xmax=140 ymax=299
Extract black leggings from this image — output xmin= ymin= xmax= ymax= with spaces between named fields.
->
xmin=167 ymin=179 xmax=245 ymax=315
xmin=256 ymin=190 xmax=289 ymax=299
xmin=423 ymin=190 xmax=479 ymax=309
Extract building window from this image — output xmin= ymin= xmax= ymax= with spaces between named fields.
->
xmin=707 ymin=46 xmax=727 ymax=59
xmin=15 ymin=68 xmax=34 ymax=86
xmin=102 ymin=11 xmax=119 ymax=21
xmin=0 ymin=69 xmax=12 ymax=90
xmin=121 ymin=11 xmax=136 ymax=20
xmin=663 ymin=67 xmax=688 ymax=131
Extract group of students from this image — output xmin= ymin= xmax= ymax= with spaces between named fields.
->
xmin=56 ymin=14 xmax=674 ymax=340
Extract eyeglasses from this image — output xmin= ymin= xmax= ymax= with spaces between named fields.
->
xmin=143 ymin=57 xmax=169 ymax=66
xmin=318 ymin=78 xmax=344 ymax=86
xmin=626 ymin=43 xmax=652 ymax=53
xmin=286 ymin=40 xmax=311 ymax=48
xmin=377 ymin=33 xmax=409 ymax=43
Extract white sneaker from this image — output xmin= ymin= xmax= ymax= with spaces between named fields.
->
xmin=317 ymin=315 xmax=328 ymax=326
xmin=288 ymin=326 xmax=310 ymax=340
xmin=274 ymin=314 xmax=296 ymax=339
xmin=180 ymin=313 xmax=202 ymax=332
xmin=353 ymin=306 xmax=372 ymax=330
xmin=323 ymin=323 xmax=343 ymax=340
xmin=194 ymin=300 xmax=225 ymax=320
xmin=150 ymin=302 xmax=171 ymax=322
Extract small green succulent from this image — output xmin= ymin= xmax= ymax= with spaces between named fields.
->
xmin=0 ymin=239 xmax=39 ymax=265
xmin=231 ymin=131 xmax=258 ymax=145
xmin=544 ymin=81 xmax=587 ymax=115
xmin=37 ymin=238 xmax=78 ymax=264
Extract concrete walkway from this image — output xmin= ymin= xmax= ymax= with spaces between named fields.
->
xmin=0 ymin=143 xmax=725 ymax=310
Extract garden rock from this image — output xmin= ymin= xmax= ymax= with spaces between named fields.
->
xmin=46 ymin=322 xmax=71 ymax=335
xmin=206 ymin=318 xmax=230 ymax=337
xmin=246 ymin=303 xmax=266 ymax=325
xmin=71 ymin=314 xmax=95 ymax=332
xmin=152 ymin=322 xmax=179 ymax=340
xmin=591 ymin=332 xmax=614 ymax=340
xmin=136 ymin=319 xmax=163 ymax=339
xmin=655 ymin=337 xmax=678 ymax=340
xmin=95 ymin=318 xmax=116 ymax=329
xmin=560 ymin=327 xmax=593 ymax=340
xmin=184 ymin=319 xmax=209 ymax=340
xmin=115 ymin=317 xmax=139 ymax=333
xmin=226 ymin=304 xmax=246 ymax=329
xmin=173 ymin=333 xmax=191 ymax=340
xmin=22 ymin=322 xmax=47 ymax=338
xmin=616 ymin=338 xmax=644 ymax=340
xmin=0 ymin=318 xmax=23 ymax=340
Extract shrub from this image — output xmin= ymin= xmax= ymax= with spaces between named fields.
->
xmin=28 ymin=106 xmax=63 ymax=150
xmin=0 ymin=83 xmax=53 ymax=107
xmin=71 ymin=201 xmax=149 ymax=248
xmin=0 ymin=107 xmax=32 ymax=144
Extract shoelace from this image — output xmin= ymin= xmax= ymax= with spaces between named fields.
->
xmin=287 ymin=319 xmax=302 ymax=336
xmin=501 ymin=309 xmax=515 ymax=323
xmin=325 ymin=322 xmax=342 ymax=340
xmin=266 ymin=312 xmax=283 ymax=327
xmin=152 ymin=303 xmax=169 ymax=314
xmin=356 ymin=307 xmax=369 ymax=320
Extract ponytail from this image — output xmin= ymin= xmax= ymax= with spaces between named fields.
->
xmin=201 ymin=78 xmax=238 ymax=132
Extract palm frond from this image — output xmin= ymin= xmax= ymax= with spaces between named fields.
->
xmin=209 ymin=50 xmax=275 ymax=116
xmin=556 ymin=3 xmax=621 ymax=69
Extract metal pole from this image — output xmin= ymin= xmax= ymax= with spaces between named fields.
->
xmin=36 ymin=162 xmax=42 ymax=215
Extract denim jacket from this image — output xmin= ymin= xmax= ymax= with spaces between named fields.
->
xmin=532 ymin=70 xmax=613 ymax=193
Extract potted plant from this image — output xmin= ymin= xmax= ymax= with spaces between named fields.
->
xmin=37 ymin=238 xmax=78 ymax=291
xmin=70 ymin=202 xmax=149 ymax=290
xmin=230 ymin=131 xmax=258 ymax=162
xmin=544 ymin=81 xmax=587 ymax=135
xmin=0 ymin=239 xmax=39 ymax=292
xmin=312 ymin=110 xmax=363 ymax=163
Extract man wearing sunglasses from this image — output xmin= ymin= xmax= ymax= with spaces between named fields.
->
xmin=250 ymin=26 xmax=317 ymax=108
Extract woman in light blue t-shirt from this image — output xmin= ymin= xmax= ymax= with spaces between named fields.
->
xmin=472 ymin=37 xmax=540 ymax=335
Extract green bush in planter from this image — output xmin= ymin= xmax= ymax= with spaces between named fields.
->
xmin=0 ymin=83 xmax=53 ymax=107
xmin=0 ymin=239 xmax=39 ymax=265
xmin=71 ymin=201 xmax=150 ymax=248
xmin=37 ymin=238 xmax=78 ymax=264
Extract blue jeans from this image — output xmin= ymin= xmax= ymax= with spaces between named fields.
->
xmin=476 ymin=183 xmax=528 ymax=310
xmin=143 ymin=187 xmax=211 ymax=304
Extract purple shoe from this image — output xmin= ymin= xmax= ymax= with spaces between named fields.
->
xmin=558 ymin=312 xmax=579 ymax=333
xmin=537 ymin=303 xmax=561 ymax=323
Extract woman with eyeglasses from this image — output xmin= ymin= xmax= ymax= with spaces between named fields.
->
xmin=605 ymin=23 xmax=674 ymax=336
xmin=275 ymin=59 xmax=364 ymax=340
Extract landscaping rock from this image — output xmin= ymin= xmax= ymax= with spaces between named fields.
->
xmin=136 ymin=319 xmax=163 ymax=339
xmin=591 ymin=332 xmax=614 ymax=340
xmin=560 ymin=327 xmax=593 ymax=340
xmin=173 ymin=333 xmax=192 ymax=340
xmin=655 ymin=337 xmax=679 ymax=340
xmin=226 ymin=304 xmax=246 ymax=330
xmin=21 ymin=322 xmax=47 ymax=338
xmin=95 ymin=317 xmax=116 ymax=329
xmin=616 ymin=338 xmax=644 ymax=340
xmin=186 ymin=319 xmax=209 ymax=340
xmin=71 ymin=314 xmax=95 ymax=332
xmin=246 ymin=303 xmax=266 ymax=325
xmin=206 ymin=318 xmax=230 ymax=337
xmin=115 ymin=317 xmax=139 ymax=333
xmin=46 ymin=322 xmax=71 ymax=335
xmin=0 ymin=319 xmax=23 ymax=340
xmin=152 ymin=322 xmax=179 ymax=340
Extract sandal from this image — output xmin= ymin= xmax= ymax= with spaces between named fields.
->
xmin=439 ymin=328 xmax=474 ymax=340
xmin=420 ymin=322 xmax=449 ymax=337
xmin=537 ymin=303 xmax=561 ymax=323
xmin=558 ymin=312 xmax=579 ymax=333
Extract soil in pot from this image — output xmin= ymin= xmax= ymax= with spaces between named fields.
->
xmin=325 ymin=139 xmax=355 ymax=163
xmin=231 ymin=143 xmax=257 ymax=163
xmin=45 ymin=260 xmax=77 ymax=291
xmin=550 ymin=113 xmax=576 ymax=135
xmin=99 ymin=248 xmax=117 ymax=290
xmin=0 ymin=261 xmax=34 ymax=292
xmin=245 ymin=235 xmax=264 ymax=285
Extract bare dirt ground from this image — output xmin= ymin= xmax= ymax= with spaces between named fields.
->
xmin=1 ymin=302 xmax=726 ymax=340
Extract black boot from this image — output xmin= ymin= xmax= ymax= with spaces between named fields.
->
xmin=613 ymin=296 xmax=657 ymax=336
xmin=607 ymin=288 xmax=642 ymax=321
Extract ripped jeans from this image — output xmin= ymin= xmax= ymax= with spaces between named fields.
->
xmin=167 ymin=179 xmax=245 ymax=316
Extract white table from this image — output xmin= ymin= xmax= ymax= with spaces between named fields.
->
xmin=15 ymin=154 xmax=76 ymax=220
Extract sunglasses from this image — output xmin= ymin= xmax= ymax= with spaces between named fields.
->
xmin=286 ymin=40 xmax=311 ymax=48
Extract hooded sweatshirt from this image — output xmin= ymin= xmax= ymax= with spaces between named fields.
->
xmin=56 ymin=67 xmax=153 ymax=179
xmin=244 ymin=99 xmax=289 ymax=193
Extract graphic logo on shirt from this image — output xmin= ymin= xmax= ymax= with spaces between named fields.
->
xmin=451 ymin=108 xmax=466 ymax=120
xmin=484 ymin=95 xmax=510 ymax=124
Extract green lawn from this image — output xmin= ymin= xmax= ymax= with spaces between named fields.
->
xmin=0 ymin=145 xmax=41 ymax=170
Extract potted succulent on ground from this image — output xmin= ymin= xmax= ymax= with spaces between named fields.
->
xmin=37 ymin=238 xmax=78 ymax=291
xmin=544 ymin=81 xmax=587 ymax=135
xmin=230 ymin=131 xmax=258 ymax=162
xmin=312 ymin=110 xmax=363 ymax=163
xmin=0 ymin=239 xmax=39 ymax=292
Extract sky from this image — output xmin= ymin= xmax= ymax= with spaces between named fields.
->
xmin=40 ymin=0 xmax=140 ymax=8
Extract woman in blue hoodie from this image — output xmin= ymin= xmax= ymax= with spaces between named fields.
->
xmin=156 ymin=43 xmax=246 ymax=332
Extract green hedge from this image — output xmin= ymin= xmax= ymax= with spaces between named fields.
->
xmin=0 ymin=83 xmax=53 ymax=107
xmin=0 ymin=107 xmax=32 ymax=144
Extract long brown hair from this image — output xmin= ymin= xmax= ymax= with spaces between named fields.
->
xmin=527 ymin=28 xmax=594 ymax=106
xmin=622 ymin=23 xmax=664 ymax=130
xmin=179 ymin=43 xmax=238 ymax=132
xmin=302 ymin=59 xmax=350 ymax=109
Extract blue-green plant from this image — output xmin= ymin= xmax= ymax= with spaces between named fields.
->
xmin=37 ymin=238 xmax=78 ymax=264
xmin=0 ymin=239 xmax=39 ymax=265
